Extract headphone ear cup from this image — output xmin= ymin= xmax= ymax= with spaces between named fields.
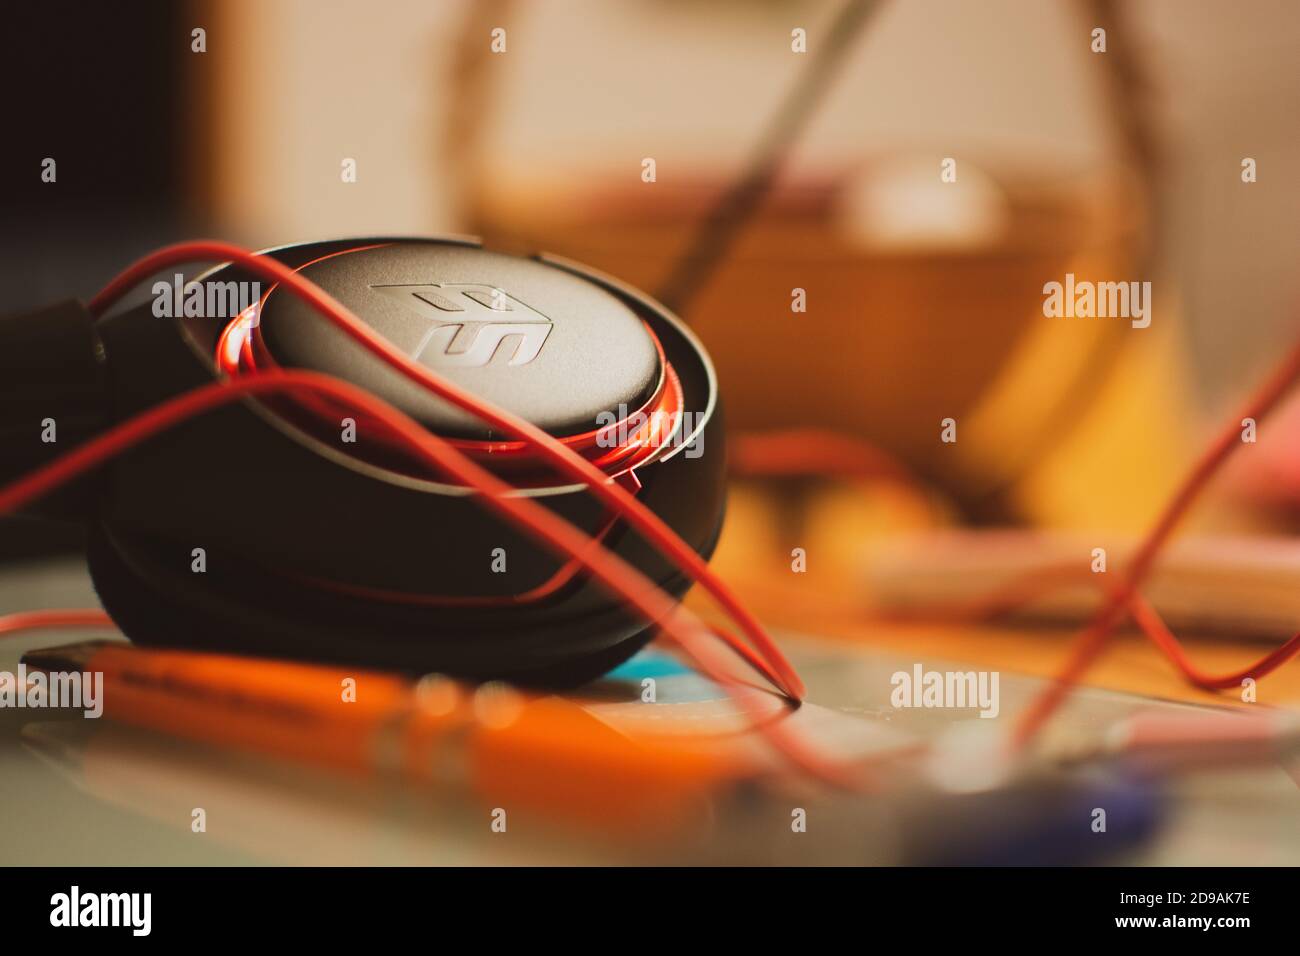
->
xmin=86 ymin=523 xmax=661 ymax=687
xmin=81 ymin=239 xmax=727 ymax=686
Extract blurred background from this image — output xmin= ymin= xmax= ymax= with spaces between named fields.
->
xmin=2 ymin=0 xmax=1299 ymax=867
xmin=0 ymin=0 xmax=1297 ymax=609
xmin=3 ymin=0 xmax=1298 ymax=559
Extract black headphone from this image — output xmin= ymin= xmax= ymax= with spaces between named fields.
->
xmin=0 ymin=237 xmax=726 ymax=686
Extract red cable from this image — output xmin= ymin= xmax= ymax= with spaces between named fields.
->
xmin=727 ymin=416 xmax=1300 ymax=738
xmin=88 ymin=241 xmax=805 ymax=702
xmin=33 ymin=241 xmax=1294 ymax=775
xmin=1013 ymin=332 xmax=1300 ymax=746
xmin=0 ymin=609 xmax=115 ymax=636
xmin=0 ymin=368 xmax=851 ymax=785
xmin=1126 ymin=594 xmax=1300 ymax=692
xmin=912 ymin=561 xmax=1300 ymax=694
xmin=217 ymin=254 xmax=688 ymax=484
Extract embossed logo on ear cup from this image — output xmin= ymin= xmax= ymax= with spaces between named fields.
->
xmin=369 ymin=282 xmax=553 ymax=368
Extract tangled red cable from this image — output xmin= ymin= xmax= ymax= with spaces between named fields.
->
xmin=1010 ymin=331 xmax=1300 ymax=746
xmin=728 ymin=346 xmax=1300 ymax=750
xmin=215 ymin=243 xmax=689 ymax=486
xmin=0 ymin=241 xmax=882 ymax=786
xmin=3 ymin=239 xmax=1299 ymax=783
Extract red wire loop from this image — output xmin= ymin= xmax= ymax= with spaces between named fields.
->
xmin=0 ymin=241 xmax=869 ymax=783
xmin=9 ymin=239 xmax=1296 ymax=779
xmin=217 ymin=258 xmax=688 ymax=487
xmin=87 ymin=241 xmax=805 ymax=703
xmin=0 ymin=368 xmax=852 ymax=783
xmin=1011 ymin=331 xmax=1300 ymax=746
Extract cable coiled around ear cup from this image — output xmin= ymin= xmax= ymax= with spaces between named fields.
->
xmin=78 ymin=237 xmax=805 ymax=704
xmin=72 ymin=238 xmax=768 ymax=689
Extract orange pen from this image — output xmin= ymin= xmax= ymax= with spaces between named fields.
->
xmin=21 ymin=640 xmax=750 ymax=835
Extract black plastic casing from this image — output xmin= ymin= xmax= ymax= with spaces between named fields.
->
xmin=83 ymin=238 xmax=725 ymax=683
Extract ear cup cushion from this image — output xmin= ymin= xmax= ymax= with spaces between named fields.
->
xmin=86 ymin=522 xmax=666 ymax=687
